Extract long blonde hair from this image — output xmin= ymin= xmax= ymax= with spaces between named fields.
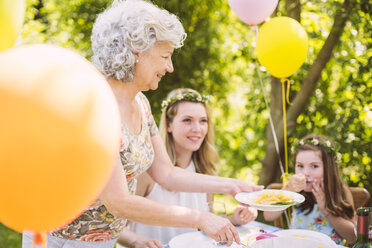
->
xmin=159 ymin=88 xmax=218 ymax=175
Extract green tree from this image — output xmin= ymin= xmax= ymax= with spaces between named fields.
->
xmin=258 ymin=0 xmax=371 ymax=201
xmin=21 ymin=0 xmax=371 ymax=197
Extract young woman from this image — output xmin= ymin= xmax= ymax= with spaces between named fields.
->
xmin=22 ymin=1 xmax=261 ymax=247
xmin=117 ymin=88 xmax=257 ymax=248
xmin=264 ymin=135 xmax=356 ymax=245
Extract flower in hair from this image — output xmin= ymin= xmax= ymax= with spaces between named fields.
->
xmin=161 ymin=93 xmax=209 ymax=111
xmin=291 ymin=137 xmax=338 ymax=156
xmin=291 ymin=138 xmax=342 ymax=163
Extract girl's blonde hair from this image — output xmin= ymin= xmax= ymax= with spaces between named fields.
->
xmin=159 ymin=88 xmax=218 ymax=175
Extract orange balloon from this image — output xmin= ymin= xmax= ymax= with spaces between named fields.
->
xmin=0 ymin=44 xmax=120 ymax=232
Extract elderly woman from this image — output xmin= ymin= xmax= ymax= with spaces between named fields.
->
xmin=22 ymin=0 xmax=262 ymax=247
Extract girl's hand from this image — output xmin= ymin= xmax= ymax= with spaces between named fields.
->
xmin=133 ymin=237 xmax=163 ymax=248
xmin=198 ymin=211 xmax=241 ymax=246
xmin=231 ymin=205 xmax=258 ymax=226
xmin=312 ymin=178 xmax=327 ymax=213
xmin=284 ymin=174 xmax=306 ymax=192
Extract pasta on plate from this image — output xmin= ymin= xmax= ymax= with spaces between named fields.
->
xmin=253 ymin=191 xmax=294 ymax=205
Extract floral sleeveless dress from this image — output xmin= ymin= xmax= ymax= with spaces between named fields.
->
xmin=290 ymin=204 xmax=345 ymax=245
xmin=50 ymin=92 xmax=158 ymax=241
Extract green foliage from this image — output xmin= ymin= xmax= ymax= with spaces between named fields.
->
xmin=18 ymin=0 xmax=371 ymax=197
xmin=22 ymin=0 xmax=110 ymax=56
xmin=0 ymin=223 xmax=21 ymax=248
xmin=146 ymin=0 xmax=241 ymax=118
xmin=290 ymin=0 xmax=371 ymax=194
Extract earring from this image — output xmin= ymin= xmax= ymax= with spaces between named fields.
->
xmin=136 ymin=59 xmax=139 ymax=63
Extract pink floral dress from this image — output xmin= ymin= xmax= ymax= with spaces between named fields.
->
xmin=51 ymin=92 xmax=158 ymax=242
xmin=290 ymin=204 xmax=345 ymax=245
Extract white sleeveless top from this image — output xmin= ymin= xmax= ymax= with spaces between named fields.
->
xmin=129 ymin=161 xmax=209 ymax=245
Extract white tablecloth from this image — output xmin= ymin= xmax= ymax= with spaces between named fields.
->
xmin=166 ymin=221 xmax=281 ymax=248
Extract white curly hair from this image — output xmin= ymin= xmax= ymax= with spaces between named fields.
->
xmin=91 ymin=0 xmax=187 ymax=82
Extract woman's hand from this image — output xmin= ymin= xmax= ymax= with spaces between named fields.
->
xmin=198 ymin=211 xmax=241 ymax=246
xmin=117 ymin=227 xmax=163 ymax=248
xmin=132 ymin=237 xmax=163 ymax=248
xmin=230 ymin=205 xmax=258 ymax=226
xmin=284 ymin=174 xmax=306 ymax=192
xmin=228 ymin=179 xmax=264 ymax=196
xmin=312 ymin=178 xmax=327 ymax=213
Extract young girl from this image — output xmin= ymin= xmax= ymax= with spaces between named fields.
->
xmin=264 ymin=135 xmax=356 ymax=245
xmin=117 ymin=88 xmax=257 ymax=248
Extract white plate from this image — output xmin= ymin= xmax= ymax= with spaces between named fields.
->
xmin=274 ymin=229 xmax=337 ymax=247
xmin=251 ymin=235 xmax=337 ymax=248
xmin=235 ymin=189 xmax=305 ymax=211
xmin=168 ymin=231 xmax=241 ymax=248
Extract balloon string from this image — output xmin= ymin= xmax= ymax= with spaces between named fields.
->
xmin=32 ymin=233 xmax=41 ymax=248
xmin=255 ymin=25 xmax=258 ymax=37
xmin=42 ymin=232 xmax=47 ymax=248
xmin=280 ymin=78 xmax=292 ymax=226
xmin=286 ymin=79 xmax=291 ymax=105
xmin=280 ymin=79 xmax=289 ymax=185
xmin=287 ymin=207 xmax=292 ymax=225
xmin=32 ymin=232 xmax=47 ymax=248
xmin=280 ymin=78 xmax=291 ymax=105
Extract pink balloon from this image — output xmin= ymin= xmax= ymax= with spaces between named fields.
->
xmin=228 ymin=0 xmax=279 ymax=26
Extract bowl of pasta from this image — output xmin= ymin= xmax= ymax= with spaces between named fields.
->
xmin=235 ymin=189 xmax=305 ymax=211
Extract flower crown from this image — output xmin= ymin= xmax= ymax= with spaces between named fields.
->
xmin=291 ymin=137 xmax=342 ymax=162
xmin=161 ymin=92 xmax=210 ymax=111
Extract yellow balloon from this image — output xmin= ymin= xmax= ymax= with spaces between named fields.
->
xmin=0 ymin=0 xmax=25 ymax=52
xmin=256 ymin=16 xmax=308 ymax=78
xmin=0 ymin=44 xmax=120 ymax=232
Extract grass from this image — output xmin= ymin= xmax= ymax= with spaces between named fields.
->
xmin=0 ymin=223 xmax=22 ymax=248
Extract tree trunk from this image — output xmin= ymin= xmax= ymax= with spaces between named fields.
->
xmin=259 ymin=0 xmax=354 ymax=186
xmin=285 ymin=0 xmax=301 ymax=22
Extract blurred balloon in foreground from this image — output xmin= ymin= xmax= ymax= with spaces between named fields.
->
xmin=228 ymin=0 xmax=279 ymax=26
xmin=0 ymin=44 xmax=121 ymax=233
xmin=0 ymin=0 xmax=25 ymax=52
xmin=256 ymin=16 xmax=308 ymax=78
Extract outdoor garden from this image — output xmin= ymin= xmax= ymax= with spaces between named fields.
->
xmin=0 ymin=0 xmax=370 ymax=247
